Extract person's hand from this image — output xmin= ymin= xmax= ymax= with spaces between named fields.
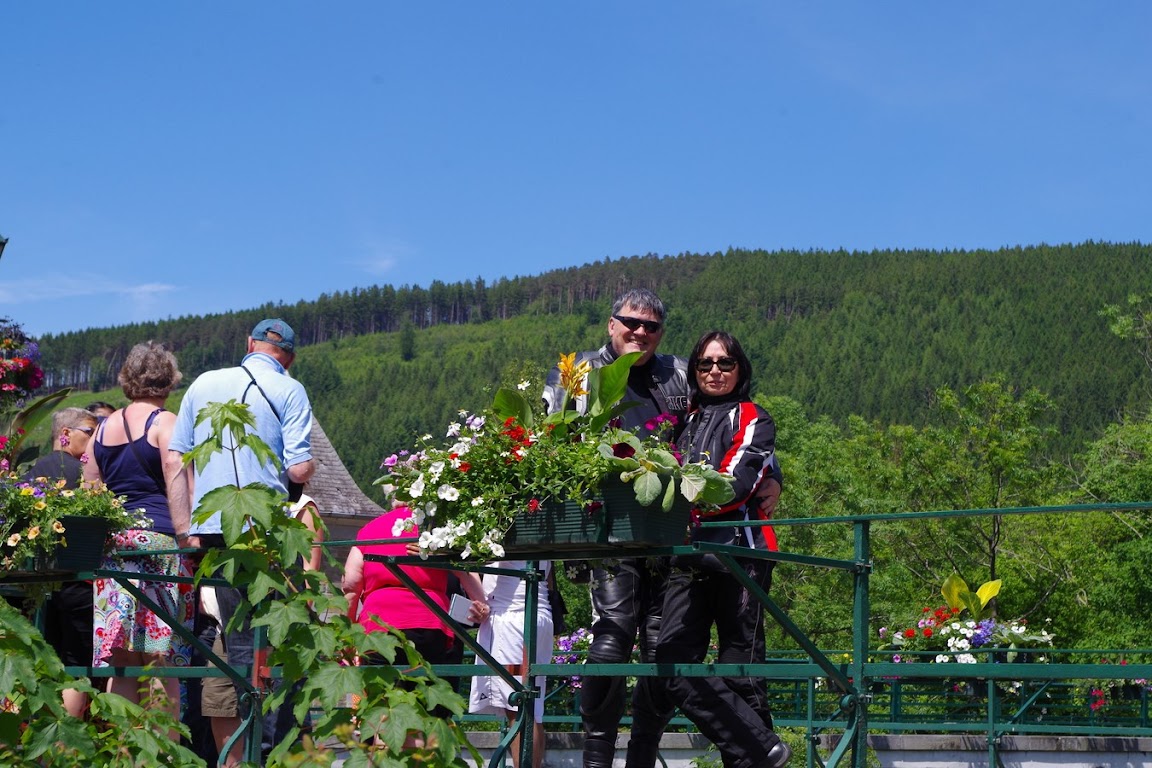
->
xmin=755 ymin=478 xmax=782 ymax=518
xmin=468 ymin=600 xmax=491 ymax=625
xmin=405 ymin=542 xmax=422 ymax=556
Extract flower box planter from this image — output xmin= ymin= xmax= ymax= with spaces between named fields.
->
xmin=35 ymin=516 xmax=111 ymax=574
xmin=503 ymin=478 xmax=692 ymax=553
xmin=599 ymin=477 xmax=691 ymax=547
xmin=2 ymin=515 xmax=111 ymax=577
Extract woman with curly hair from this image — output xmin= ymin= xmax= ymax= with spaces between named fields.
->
xmin=82 ymin=341 xmax=194 ymax=724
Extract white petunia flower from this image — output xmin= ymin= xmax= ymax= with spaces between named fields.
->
xmin=446 ymin=422 xmax=462 ymax=437
xmin=438 ymin=484 xmax=460 ymax=501
xmin=472 ymin=497 xmax=485 ymax=507
xmin=410 ymin=475 xmax=426 ymax=498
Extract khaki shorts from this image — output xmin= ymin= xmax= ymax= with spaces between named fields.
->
xmin=201 ymin=635 xmax=239 ymax=718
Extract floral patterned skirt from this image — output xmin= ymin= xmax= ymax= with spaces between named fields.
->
xmin=93 ymin=529 xmax=194 ymax=666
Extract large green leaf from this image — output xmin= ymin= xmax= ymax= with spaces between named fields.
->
xmin=632 ymin=471 xmax=665 ymax=506
xmin=941 ymin=573 xmax=968 ymax=610
xmin=492 ymin=387 xmax=534 ymax=428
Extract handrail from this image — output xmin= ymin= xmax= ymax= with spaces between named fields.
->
xmin=12 ymin=502 xmax=1152 ymax=767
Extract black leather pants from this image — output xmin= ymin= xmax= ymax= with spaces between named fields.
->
xmin=581 ymin=557 xmax=673 ymax=768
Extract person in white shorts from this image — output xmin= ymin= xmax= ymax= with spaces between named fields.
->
xmin=469 ymin=560 xmax=555 ymax=768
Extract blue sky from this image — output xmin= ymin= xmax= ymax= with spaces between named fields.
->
xmin=2 ymin=2 xmax=1150 ymax=338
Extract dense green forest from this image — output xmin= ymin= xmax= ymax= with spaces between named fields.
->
xmin=36 ymin=242 xmax=1152 ymax=489
xmin=28 ymin=241 xmax=1152 ymax=651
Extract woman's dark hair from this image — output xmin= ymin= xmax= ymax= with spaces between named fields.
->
xmin=687 ymin=330 xmax=753 ymax=404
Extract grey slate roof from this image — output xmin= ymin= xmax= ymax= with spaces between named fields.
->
xmin=306 ymin=419 xmax=386 ymax=576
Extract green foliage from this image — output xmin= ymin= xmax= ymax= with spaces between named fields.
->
xmin=0 ymin=599 xmax=202 ymax=766
xmin=187 ymin=399 xmax=476 ymax=767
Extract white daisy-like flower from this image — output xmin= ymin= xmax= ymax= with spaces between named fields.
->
xmin=517 ymin=380 xmax=531 ymax=391
xmin=438 ymin=485 xmax=460 ymax=501
xmin=472 ymin=497 xmax=485 ymax=507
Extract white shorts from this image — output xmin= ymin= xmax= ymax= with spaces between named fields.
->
xmin=468 ymin=606 xmax=555 ymax=723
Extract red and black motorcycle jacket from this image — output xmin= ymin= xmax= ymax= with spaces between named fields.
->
xmin=680 ymin=395 xmax=780 ymax=552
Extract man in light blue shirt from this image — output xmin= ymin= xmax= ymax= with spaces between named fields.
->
xmin=165 ymin=317 xmax=315 ymax=762
xmin=167 ymin=318 xmax=315 ymax=538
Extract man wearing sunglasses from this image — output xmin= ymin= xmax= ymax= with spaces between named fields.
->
xmin=543 ymin=288 xmax=690 ymax=768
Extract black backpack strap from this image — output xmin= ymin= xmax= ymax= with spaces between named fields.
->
xmin=241 ymin=365 xmax=281 ymax=421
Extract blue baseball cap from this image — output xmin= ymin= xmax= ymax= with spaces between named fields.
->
xmin=251 ymin=318 xmax=296 ymax=352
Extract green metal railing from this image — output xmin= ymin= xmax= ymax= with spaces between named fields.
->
xmin=12 ymin=502 xmax=1152 ymax=768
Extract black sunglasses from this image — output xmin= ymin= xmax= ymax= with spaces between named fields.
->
xmin=695 ymin=357 xmax=738 ymax=373
xmin=613 ymin=314 xmax=663 ymax=334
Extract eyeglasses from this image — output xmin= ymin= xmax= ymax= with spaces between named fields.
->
xmin=613 ymin=314 xmax=663 ymax=334
xmin=75 ymin=427 xmax=95 ymax=435
xmin=695 ymin=357 xmax=738 ymax=373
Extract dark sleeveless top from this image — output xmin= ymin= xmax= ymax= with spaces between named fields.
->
xmin=92 ymin=408 xmax=174 ymax=534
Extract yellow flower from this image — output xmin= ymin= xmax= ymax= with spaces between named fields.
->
xmin=19 ymin=487 xmax=33 ymax=496
xmin=61 ymin=490 xmax=75 ymax=498
xmin=55 ymin=478 xmax=67 ymax=489
xmin=52 ymin=521 xmax=66 ymax=533
xmin=557 ymin=352 xmax=592 ymax=399
xmin=27 ymin=526 xmax=40 ymax=539
xmin=6 ymin=533 xmax=20 ymax=546
xmin=34 ymin=501 xmax=47 ymax=510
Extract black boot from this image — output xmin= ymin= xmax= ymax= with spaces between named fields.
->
xmin=624 ymin=736 xmax=661 ymax=768
xmin=584 ymin=737 xmax=617 ymax=768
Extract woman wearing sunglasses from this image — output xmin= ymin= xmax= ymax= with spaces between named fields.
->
xmin=652 ymin=330 xmax=792 ymax=768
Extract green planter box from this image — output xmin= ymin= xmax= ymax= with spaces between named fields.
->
xmin=504 ymin=478 xmax=691 ymax=552
xmin=36 ymin=516 xmax=111 ymax=574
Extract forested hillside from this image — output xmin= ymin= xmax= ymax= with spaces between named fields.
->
xmin=24 ymin=241 xmax=1152 ymax=651
xmin=37 ymin=241 xmax=1152 ymax=494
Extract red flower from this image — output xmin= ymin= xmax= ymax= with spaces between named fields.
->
xmin=612 ymin=443 xmax=636 ymax=459
xmin=459 ymin=462 xmax=471 ymax=472
xmin=903 ymin=628 xmax=917 ymax=639
xmin=527 ymin=498 xmax=541 ymax=514
xmin=922 ymin=628 xmax=933 ymax=638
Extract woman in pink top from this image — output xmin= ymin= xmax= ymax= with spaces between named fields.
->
xmin=343 ymin=505 xmax=487 ymax=670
